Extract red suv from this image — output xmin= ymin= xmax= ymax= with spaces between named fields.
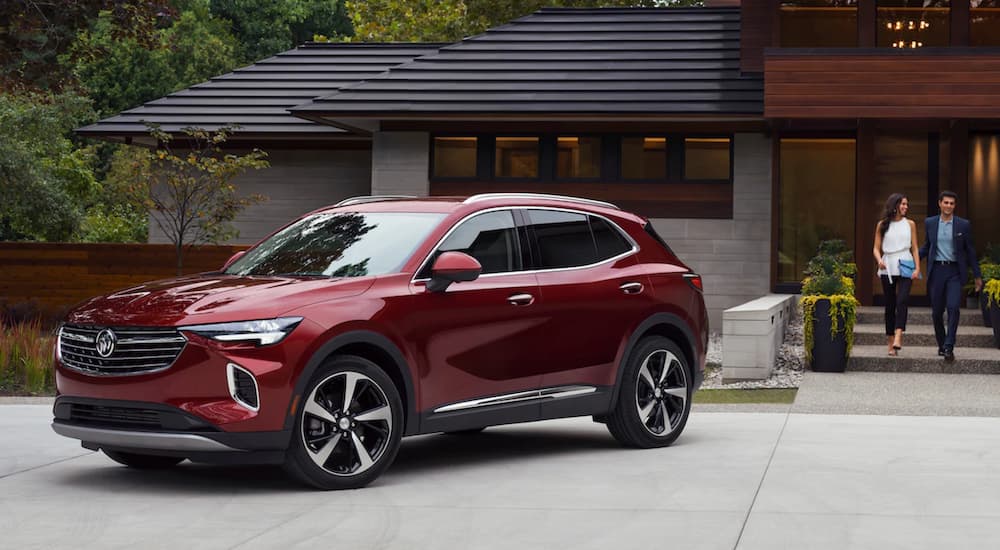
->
xmin=52 ymin=194 xmax=708 ymax=489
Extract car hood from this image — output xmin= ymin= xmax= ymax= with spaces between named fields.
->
xmin=66 ymin=274 xmax=376 ymax=327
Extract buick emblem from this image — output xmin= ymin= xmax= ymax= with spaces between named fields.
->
xmin=95 ymin=329 xmax=117 ymax=358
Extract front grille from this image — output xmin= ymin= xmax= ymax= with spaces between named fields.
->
xmin=59 ymin=325 xmax=187 ymax=376
xmin=69 ymin=403 xmax=161 ymax=428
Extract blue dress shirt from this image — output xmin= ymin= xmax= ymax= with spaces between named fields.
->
xmin=937 ymin=218 xmax=955 ymax=261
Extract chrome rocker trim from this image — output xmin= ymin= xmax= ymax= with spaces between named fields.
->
xmin=433 ymin=385 xmax=597 ymax=414
xmin=51 ymin=423 xmax=243 ymax=452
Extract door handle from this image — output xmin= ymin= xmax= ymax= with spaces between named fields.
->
xmin=619 ymin=282 xmax=644 ymax=295
xmin=507 ymin=293 xmax=534 ymax=306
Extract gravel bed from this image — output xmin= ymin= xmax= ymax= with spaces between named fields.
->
xmin=701 ymin=305 xmax=805 ymax=389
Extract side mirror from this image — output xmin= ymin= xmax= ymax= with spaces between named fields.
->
xmin=426 ymin=252 xmax=482 ymax=293
xmin=222 ymin=250 xmax=246 ymax=270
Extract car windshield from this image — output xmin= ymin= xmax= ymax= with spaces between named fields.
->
xmin=225 ymin=212 xmax=445 ymax=278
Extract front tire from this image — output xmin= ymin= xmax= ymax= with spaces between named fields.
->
xmin=606 ymin=337 xmax=692 ymax=448
xmin=103 ymin=450 xmax=185 ymax=469
xmin=284 ymin=355 xmax=403 ymax=490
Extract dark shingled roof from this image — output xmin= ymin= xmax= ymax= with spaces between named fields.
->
xmin=291 ymin=7 xmax=763 ymax=119
xmin=76 ymin=43 xmax=444 ymax=141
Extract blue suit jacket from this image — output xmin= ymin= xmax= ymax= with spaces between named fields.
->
xmin=919 ymin=215 xmax=982 ymax=282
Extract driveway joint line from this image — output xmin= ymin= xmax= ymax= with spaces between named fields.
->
xmin=0 ymin=451 xmax=94 ymax=481
xmin=732 ymin=408 xmax=791 ymax=550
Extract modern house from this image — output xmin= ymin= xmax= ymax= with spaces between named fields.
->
xmin=78 ymin=1 xmax=1000 ymax=327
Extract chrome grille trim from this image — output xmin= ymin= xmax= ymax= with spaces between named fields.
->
xmin=59 ymin=325 xmax=187 ymax=377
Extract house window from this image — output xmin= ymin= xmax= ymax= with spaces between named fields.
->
xmin=777 ymin=138 xmax=856 ymax=286
xmin=556 ymin=136 xmax=601 ymax=179
xmin=972 ymin=1 xmax=1000 ymax=46
xmin=495 ymin=137 xmax=539 ymax=178
xmin=780 ymin=1 xmax=858 ymax=48
xmin=621 ymin=137 xmax=667 ymax=180
xmin=684 ymin=138 xmax=731 ymax=181
xmin=432 ymin=137 xmax=477 ymax=178
xmin=877 ymin=0 xmax=950 ymax=49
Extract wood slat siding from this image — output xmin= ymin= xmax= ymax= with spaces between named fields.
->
xmin=0 ymin=243 xmax=247 ymax=316
xmin=765 ymin=53 xmax=1000 ymax=118
xmin=740 ymin=0 xmax=776 ymax=73
xmin=430 ymin=182 xmax=733 ymax=219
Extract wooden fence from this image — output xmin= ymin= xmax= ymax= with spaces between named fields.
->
xmin=0 ymin=242 xmax=248 ymax=318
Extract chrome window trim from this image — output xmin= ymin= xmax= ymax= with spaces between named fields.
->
xmin=411 ymin=205 xmax=639 ymax=283
xmin=433 ymin=385 xmax=598 ymax=414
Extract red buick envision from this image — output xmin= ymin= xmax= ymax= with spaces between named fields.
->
xmin=52 ymin=193 xmax=708 ymax=489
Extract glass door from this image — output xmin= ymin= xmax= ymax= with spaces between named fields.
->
xmin=871 ymin=132 xmax=946 ymax=304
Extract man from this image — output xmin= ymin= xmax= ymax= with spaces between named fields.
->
xmin=919 ymin=191 xmax=983 ymax=362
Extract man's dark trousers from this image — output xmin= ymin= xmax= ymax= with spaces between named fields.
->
xmin=928 ymin=262 xmax=962 ymax=351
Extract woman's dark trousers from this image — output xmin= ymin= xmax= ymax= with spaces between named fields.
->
xmin=880 ymin=275 xmax=913 ymax=335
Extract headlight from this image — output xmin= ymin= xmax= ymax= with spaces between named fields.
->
xmin=179 ymin=317 xmax=303 ymax=346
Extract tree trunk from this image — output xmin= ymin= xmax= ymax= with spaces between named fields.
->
xmin=175 ymin=239 xmax=183 ymax=276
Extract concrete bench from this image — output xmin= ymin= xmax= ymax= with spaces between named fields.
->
xmin=722 ymin=294 xmax=797 ymax=382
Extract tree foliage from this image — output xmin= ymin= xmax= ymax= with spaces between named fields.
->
xmin=0 ymin=93 xmax=98 ymax=241
xmin=0 ymin=1 xmax=173 ymax=92
xmin=209 ymin=0 xmax=353 ymax=63
xmin=346 ymin=0 xmax=700 ymax=42
xmin=64 ymin=1 xmax=240 ymax=117
xmin=125 ymin=125 xmax=269 ymax=273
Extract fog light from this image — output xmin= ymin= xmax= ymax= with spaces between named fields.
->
xmin=227 ymin=363 xmax=260 ymax=412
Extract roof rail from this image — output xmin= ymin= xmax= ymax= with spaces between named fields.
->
xmin=463 ymin=193 xmax=619 ymax=210
xmin=335 ymin=195 xmax=417 ymax=207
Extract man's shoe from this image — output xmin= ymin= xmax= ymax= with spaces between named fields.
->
xmin=943 ymin=348 xmax=955 ymax=362
xmin=938 ymin=348 xmax=946 ymax=356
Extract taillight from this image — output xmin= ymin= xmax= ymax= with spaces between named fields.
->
xmin=683 ymin=273 xmax=703 ymax=292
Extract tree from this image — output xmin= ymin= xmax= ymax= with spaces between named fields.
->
xmin=209 ymin=0 xmax=353 ymax=63
xmin=126 ymin=125 xmax=269 ymax=274
xmin=0 ymin=1 xmax=173 ymax=92
xmin=345 ymin=0 xmax=701 ymax=42
xmin=64 ymin=1 xmax=240 ymax=117
xmin=0 ymin=92 xmax=99 ymax=241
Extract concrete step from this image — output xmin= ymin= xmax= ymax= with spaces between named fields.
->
xmin=853 ymin=324 xmax=997 ymax=348
xmin=856 ymin=306 xmax=990 ymax=327
xmin=847 ymin=345 xmax=1000 ymax=374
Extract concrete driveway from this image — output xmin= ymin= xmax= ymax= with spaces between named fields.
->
xmin=1 ymin=403 xmax=998 ymax=550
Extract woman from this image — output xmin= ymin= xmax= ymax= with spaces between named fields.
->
xmin=873 ymin=193 xmax=921 ymax=356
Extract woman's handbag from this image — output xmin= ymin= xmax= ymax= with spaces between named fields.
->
xmin=899 ymin=258 xmax=918 ymax=279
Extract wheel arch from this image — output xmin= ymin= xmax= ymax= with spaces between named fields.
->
xmin=610 ymin=313 xmax=697 ymax=410
xmin=285 ymin=331 xmax=418 ymax=436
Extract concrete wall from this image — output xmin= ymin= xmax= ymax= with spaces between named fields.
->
xmin=371 ymin=131 xmax=430 ymax=196
xmin=648 ymin=133 xmax=772 ymax=331
xmin=150 ymin=149 xmax=372 ymax=245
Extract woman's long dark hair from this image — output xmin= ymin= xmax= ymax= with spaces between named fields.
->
xmin=879 ymin=193 xmax=906 ymax=239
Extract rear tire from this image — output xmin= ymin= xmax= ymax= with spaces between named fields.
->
xmin=283 ymin=355 xmax=403 ymax=490
xmin=103 ymin=450 xmax=185 ymax=469
xmin=606 ymin=336 xmax=692 ymax=448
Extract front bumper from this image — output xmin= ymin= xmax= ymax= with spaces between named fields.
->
xmin=52 ymin=396 xmax=291 ymax=464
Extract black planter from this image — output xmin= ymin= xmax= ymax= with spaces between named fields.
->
xmin=990 ymin=301 xmax=1000 ymax=349
xmin=982 ymin=293 xmax=994 ymax=328
xmin=810 ymin=298 xmax=849 ymax=373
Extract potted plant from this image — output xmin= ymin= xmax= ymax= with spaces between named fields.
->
xmin=978 ymin=244 xmax=1000 ymax=328
xmin=986 ymin=276 xmax=1000 ymax=348
xmin=800 ymin=240 xmax=860 ymax=373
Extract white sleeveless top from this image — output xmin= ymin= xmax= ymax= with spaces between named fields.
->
xmin=879 ymin=219 xmax=913 ymax=280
